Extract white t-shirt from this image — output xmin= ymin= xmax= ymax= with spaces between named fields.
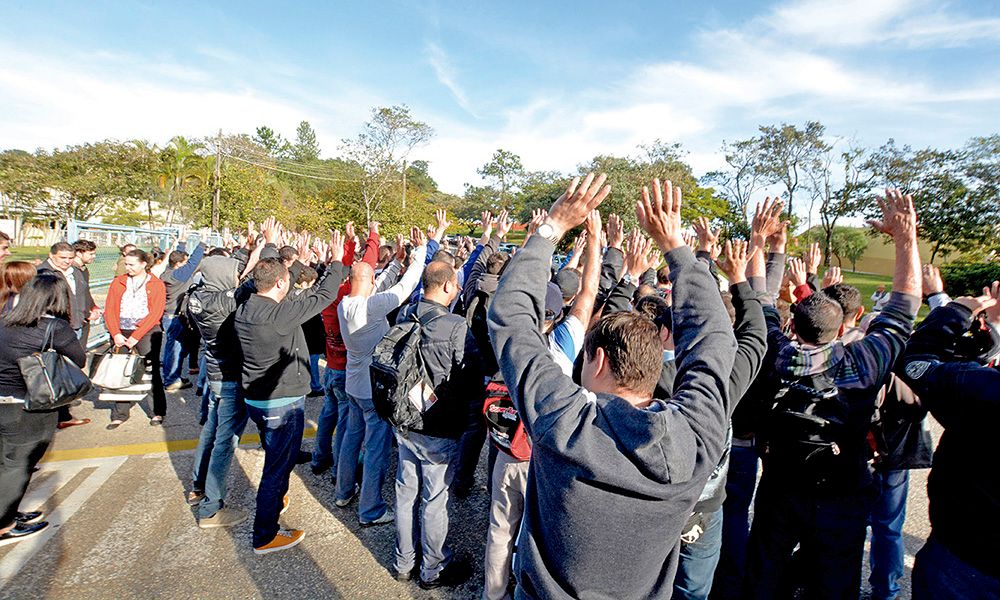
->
xmin=547 ymin=315 xmax=585 ymax=376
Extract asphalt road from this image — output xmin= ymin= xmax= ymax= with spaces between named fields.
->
xmin=0 ymin=384 xmax=936 ymax=599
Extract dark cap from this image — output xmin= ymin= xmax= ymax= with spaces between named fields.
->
xmin=545 ymin=282 xmax=563 ymax=321
xmin=553 ymin=269 xmax=581 ymax=301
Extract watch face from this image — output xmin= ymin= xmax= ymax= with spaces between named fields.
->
xmin=537 ymin=224 xmax=554 ymax=238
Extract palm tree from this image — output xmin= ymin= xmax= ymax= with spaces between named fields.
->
xmin=158 ymin=136 xmax=206 ymax=226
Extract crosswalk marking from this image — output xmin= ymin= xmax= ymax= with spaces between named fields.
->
xmin=0 ymin=456 xmax=127 ymax=591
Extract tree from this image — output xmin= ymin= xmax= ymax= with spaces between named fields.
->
xmin=253 ymin=126 xmax=291 ymax=158
xmin=340 ymin=105 xmax=434 ymax=223
xmin=157 ymin=136 xmax=207 ymax=226
xmin=702 ymin=137 xmax=763 ymax=236
xmin=292 ymin=121 xmax=321 ymax=162
xmin=756 ymin=121 xmax=829 ymax=216
xmin=813 ymin=143 xmax=877 ymax=266
xmin=830 ymin=227 xmax=869 ymax=271
xmin=405 ymin=160 xmax=437 ymax=193
xmin=477 ymin=149 xmax=525 ymax=212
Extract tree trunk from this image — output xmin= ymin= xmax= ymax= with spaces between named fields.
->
xmin=931 ymin=241 xmax=940 ymax=264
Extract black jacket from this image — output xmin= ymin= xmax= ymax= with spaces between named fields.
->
xmin=0 ymin=316 xmax=87 ymax=398
xmin=36 ymin=262 xmax=90 ymax=330
xmin=235 ymin=263 xmax=347 ymax=400
xmin=871 ymin=374 xmax=933 ymax=471
xmin=896 ymin=302 xmax=1000 ymax=579
xmin=187 ymin=256 xmax=253 ymax=383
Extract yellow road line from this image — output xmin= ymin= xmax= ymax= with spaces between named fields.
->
xmin=41 ymin=428 xmax=318 ymax=463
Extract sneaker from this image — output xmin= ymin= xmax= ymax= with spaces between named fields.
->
xmin=392 ymin=566 xmax=416 ymax=582
xmin=280 ymin=496 xmax=289 ymax=516
xmin=106 ymin=420 xmax=124 ymax=430
xmin=0 ymin=521 xmax=49 ymax=547
xmin=164 ymin=381 xmax=183 ymax=392
xmin=295 ymin=450 xmax=311 ymax=465
xmin=15 ymin=511 xmax=44 ymax=525
xmin=334 ymin=485 xmax=359 ymax=508
xmin=253 ymin=529 xmax=305 ymax=555
xmin=418 ymin=557 xmax=473 ymax=590
xmin=199 ymin=507 xmax=247 ymax=529
xmin=360 ymin=509 xmax=394 ymax=528
xmin=186 ymin=490 xmax=205 ymax=505
xmin=150 ymin=416 xmax=164 ymax=426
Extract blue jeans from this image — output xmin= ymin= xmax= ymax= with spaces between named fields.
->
xmin=246 ymin=397 xmax=305 ymax=547
xmin=868 ymin=469 xmax=909 ymax=600
xmin=394 ymin=431 xmax=458 ymax=581
xmin=335 ymin=394 xmax=391 ymax=522
xmin=195 ymin=351 xmax=207 ymax=397
xmin=712 ymin=443 xmax=758 ymax=600
xmin=312 ymin=369 xmax=349 ymax=470
xmin=160 ymin=315 xmax=188 ymax=386
xmin=191 ymin=381 xmax=249 ymax=518
xmin=674 ymin=508 xmax=724 ymax=600
xmin=309 ymin=354 xmax=323 ymax=392
xmin=912 ymin=535 xmax=1000 ymax=599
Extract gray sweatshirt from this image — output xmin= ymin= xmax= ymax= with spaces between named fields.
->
xmin=487 ymin=236 xmax=738 ymax=599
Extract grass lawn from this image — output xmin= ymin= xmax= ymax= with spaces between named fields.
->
xmin=6 ymin=245 xmax=123 ymax=284
xmin=838 ymin=269 xmax=930 ymax=319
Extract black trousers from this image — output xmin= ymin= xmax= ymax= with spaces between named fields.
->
xmin=0 ymin=403 xmax=57 ymax=529
xmin=111 ymin=329 xmax=166 ymax=420
xmin=743 ymin=473 xmax=873 ymax=600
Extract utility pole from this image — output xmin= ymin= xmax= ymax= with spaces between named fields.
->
xmin=212 ymin=129 xmax=222 ymax=231
xmin=401 ymin=159 xmax=407 ymax=211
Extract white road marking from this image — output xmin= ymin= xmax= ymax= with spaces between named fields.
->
xmin=0 ymin=456 xmax=127 ymax=590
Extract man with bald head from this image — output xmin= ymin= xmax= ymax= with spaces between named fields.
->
xmin=336 ymin=227 xmax=429 ymax=527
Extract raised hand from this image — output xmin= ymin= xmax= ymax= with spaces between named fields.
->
xmin=624 ymin=230 xmax=657 ymax=278
xmin=868 ymin=188 xmax=917 ymax=241
xmin=525 ymin=209 xmax=548 ymax=239
xmin=636 ymin=179 xmax=685 ymax=253
xmin=606 ymin=213 xmax=625 ymax=250
xmin=496 ymin=209 xmax=512 ymax=239
xmin=345 ymin=221 xmax=356 ymax=242
xmin=804 ymin=242 xmax=822 ymax=274
xmin=953 ymin=282 xmax=999 ymax=316
xmin=751 ymin=197 xmax=786 ymax=252
xmin=584 ymin=209 xmax=603 ymax=244
xmin=545 ymin=173 xmax=612 ymax=240
xmin=262 ymin=216 xmax=280 ymax=245
xmin=682 ymin=232 xmax=697 ymax=249
xmin=716 ymin=239 xmax=755 ymax=284
xmin=368 ymin=221 xmax=380 ymax=236
xmin=410 ymin=226 xmax=427 ymax=248
xmin=328 ymin=230 xmax=344 ymax=263
xmin=922 ymin=264 xmax=944 ymax=297
xmin=692 ymin=216 xmax=720 ymax=256
xmin=787 ymin=257 xmax=808 ymax=288
xmin=822 ymin=265 xmax=843 ymax=287
xmin=395 ymin=233 xmax=406 ymax=261
xmin=433 ymin=209 xmax=451 ymax=242
xmin=479 ymin=211 xmax=495 ymax=246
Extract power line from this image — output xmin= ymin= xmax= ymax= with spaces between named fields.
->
xmin=221 ymin=152 xmax=366 ymax=183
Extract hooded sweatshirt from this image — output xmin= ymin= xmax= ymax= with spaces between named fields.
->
xmin=488 ymin=236 xmax=737 ymax=599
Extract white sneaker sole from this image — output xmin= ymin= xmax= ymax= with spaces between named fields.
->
xmin=0 ymin=525 xmax=48 ymax=547
xmin=199 ymin=515 xmax=248 ymax=529
xmin=253 ymin=531 xmax=305 ymax=555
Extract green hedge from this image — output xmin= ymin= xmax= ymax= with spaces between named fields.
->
xmin=940 ymin=262 xmax=1000 ymax=297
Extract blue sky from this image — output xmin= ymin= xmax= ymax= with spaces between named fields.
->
xmin=1 ymin=0 xmax=998 ymax=196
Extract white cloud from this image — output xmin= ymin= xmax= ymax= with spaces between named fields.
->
xmin=425 ymin=41 xmax=483 ymax=118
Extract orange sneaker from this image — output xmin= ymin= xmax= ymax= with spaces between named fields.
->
xmin=280 ymin=496 xmax=289 ymax=515
xmin=253 ymin=529 xmax=305 ymax=555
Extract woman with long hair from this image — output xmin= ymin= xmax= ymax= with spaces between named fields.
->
xmin=0 ymin=261 xmax=38 ymax=313
xmin=0 ymin=274 xmax=86 ymax=544
xmin=102 ymin=249 xmax=167 ymax=428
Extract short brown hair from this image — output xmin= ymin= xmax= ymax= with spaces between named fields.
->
xmin=793 ymin=292 xmax=844 ymax=344
xmin=656 ymin=265 xmax=671 ymax=285
xmin=72 ymin=239 xmax=96 ymax=253
xmin=50 ymin=241 xmax=74 ymax=255
xmin=584 ymin=312 xmax=662 ymax=396
xmin=252 ymin=257 xmax=288 ymax=292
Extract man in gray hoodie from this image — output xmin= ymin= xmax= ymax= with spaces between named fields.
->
xmin=487 ymin=175 xmax=737 ymax=599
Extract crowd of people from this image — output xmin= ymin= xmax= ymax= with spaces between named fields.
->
xmin=0 ymin=173 xmax=997 ymax=599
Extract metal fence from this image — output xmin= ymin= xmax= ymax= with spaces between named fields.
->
xmin=65 ymin=220 xmax=222 ymax=349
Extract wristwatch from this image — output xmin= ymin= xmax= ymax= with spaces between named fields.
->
xmin=622 ymin=273 xmax=638 ymax=287
xmin=535 ymin=222 xmax=560 ymax=244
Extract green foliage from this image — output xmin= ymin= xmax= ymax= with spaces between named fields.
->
xmin=755 ymin=121 xmax=829 ymax=216
xmin=293 ymin=121 xmax=321 ymax=162
xmin=939 ymin=262 xmax=1000 ymax=297
xmin=476 ymin=149 xmax=525 ymax=211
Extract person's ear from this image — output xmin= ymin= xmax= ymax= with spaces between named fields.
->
xmin=592 ymin=347 xmax=608 ymax=380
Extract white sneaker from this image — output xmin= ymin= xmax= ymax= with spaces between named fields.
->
xmin=334 ymin=484 xmax=359 ymax=508
xmin=360 ymin=509 xmax=394 ymax=528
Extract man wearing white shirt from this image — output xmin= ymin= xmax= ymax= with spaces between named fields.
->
xmin=335 ymin=227 xmax=430 ymax=526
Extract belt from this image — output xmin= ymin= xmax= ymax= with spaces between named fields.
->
xmin=0 ymin=396 xmax=25 ymax=405
xmin=731 ymin=437 xmax=755 ymax=448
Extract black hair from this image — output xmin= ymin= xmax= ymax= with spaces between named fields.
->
xmin=635 ymin=294 xmax=672 ymax=332
xmin=792 ymin=292 xmax=844 ymax=344
xmin=253 ymin=258 xmax=289 ymax=292
xmin=3 ymin=273 xmax=72 ymax=327
xmin=823 ymin=284 xmax=862 ymax=324
xmin=168 ymin=250 xmax=189 ymax=269
xmin=72 ymin=239 xmax=96 ymax=253
xmin=278 ymin=246 xmax=298 ymax=262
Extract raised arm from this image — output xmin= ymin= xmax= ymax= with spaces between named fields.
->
xmin=637 ymin=179 xmax=737 ymax=463
xmin=371 ymin=228 xmax=429 ymax=316
xmin=566 ymin=211 xmax=603 ymax=328
xmin=488 ymin=174 xmax=611 ymax=441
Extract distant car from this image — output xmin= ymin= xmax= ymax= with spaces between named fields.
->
xmin=499 ymin=242 xmax=518 ymax=254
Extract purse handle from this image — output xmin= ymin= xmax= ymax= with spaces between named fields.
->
xmin=38 ymin=317 xmax=56 ymax=353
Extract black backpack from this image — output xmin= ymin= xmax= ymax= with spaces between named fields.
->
xmin=465 ymin=288 xmax=498 ymax=375
xmin=762 ymin=370 xmax=848 ymax=481
xmin=370 ymin=305 xmax=448 ymax=432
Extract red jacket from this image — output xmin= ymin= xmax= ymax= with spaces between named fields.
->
xmin=323 ymin=233 xmax=380 ymax=370
xmin=104 ymin=273 xmax=166 ymax=342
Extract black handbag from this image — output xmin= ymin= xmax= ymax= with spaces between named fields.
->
xmin=17 ymin=319 xmax=93 ymax=411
